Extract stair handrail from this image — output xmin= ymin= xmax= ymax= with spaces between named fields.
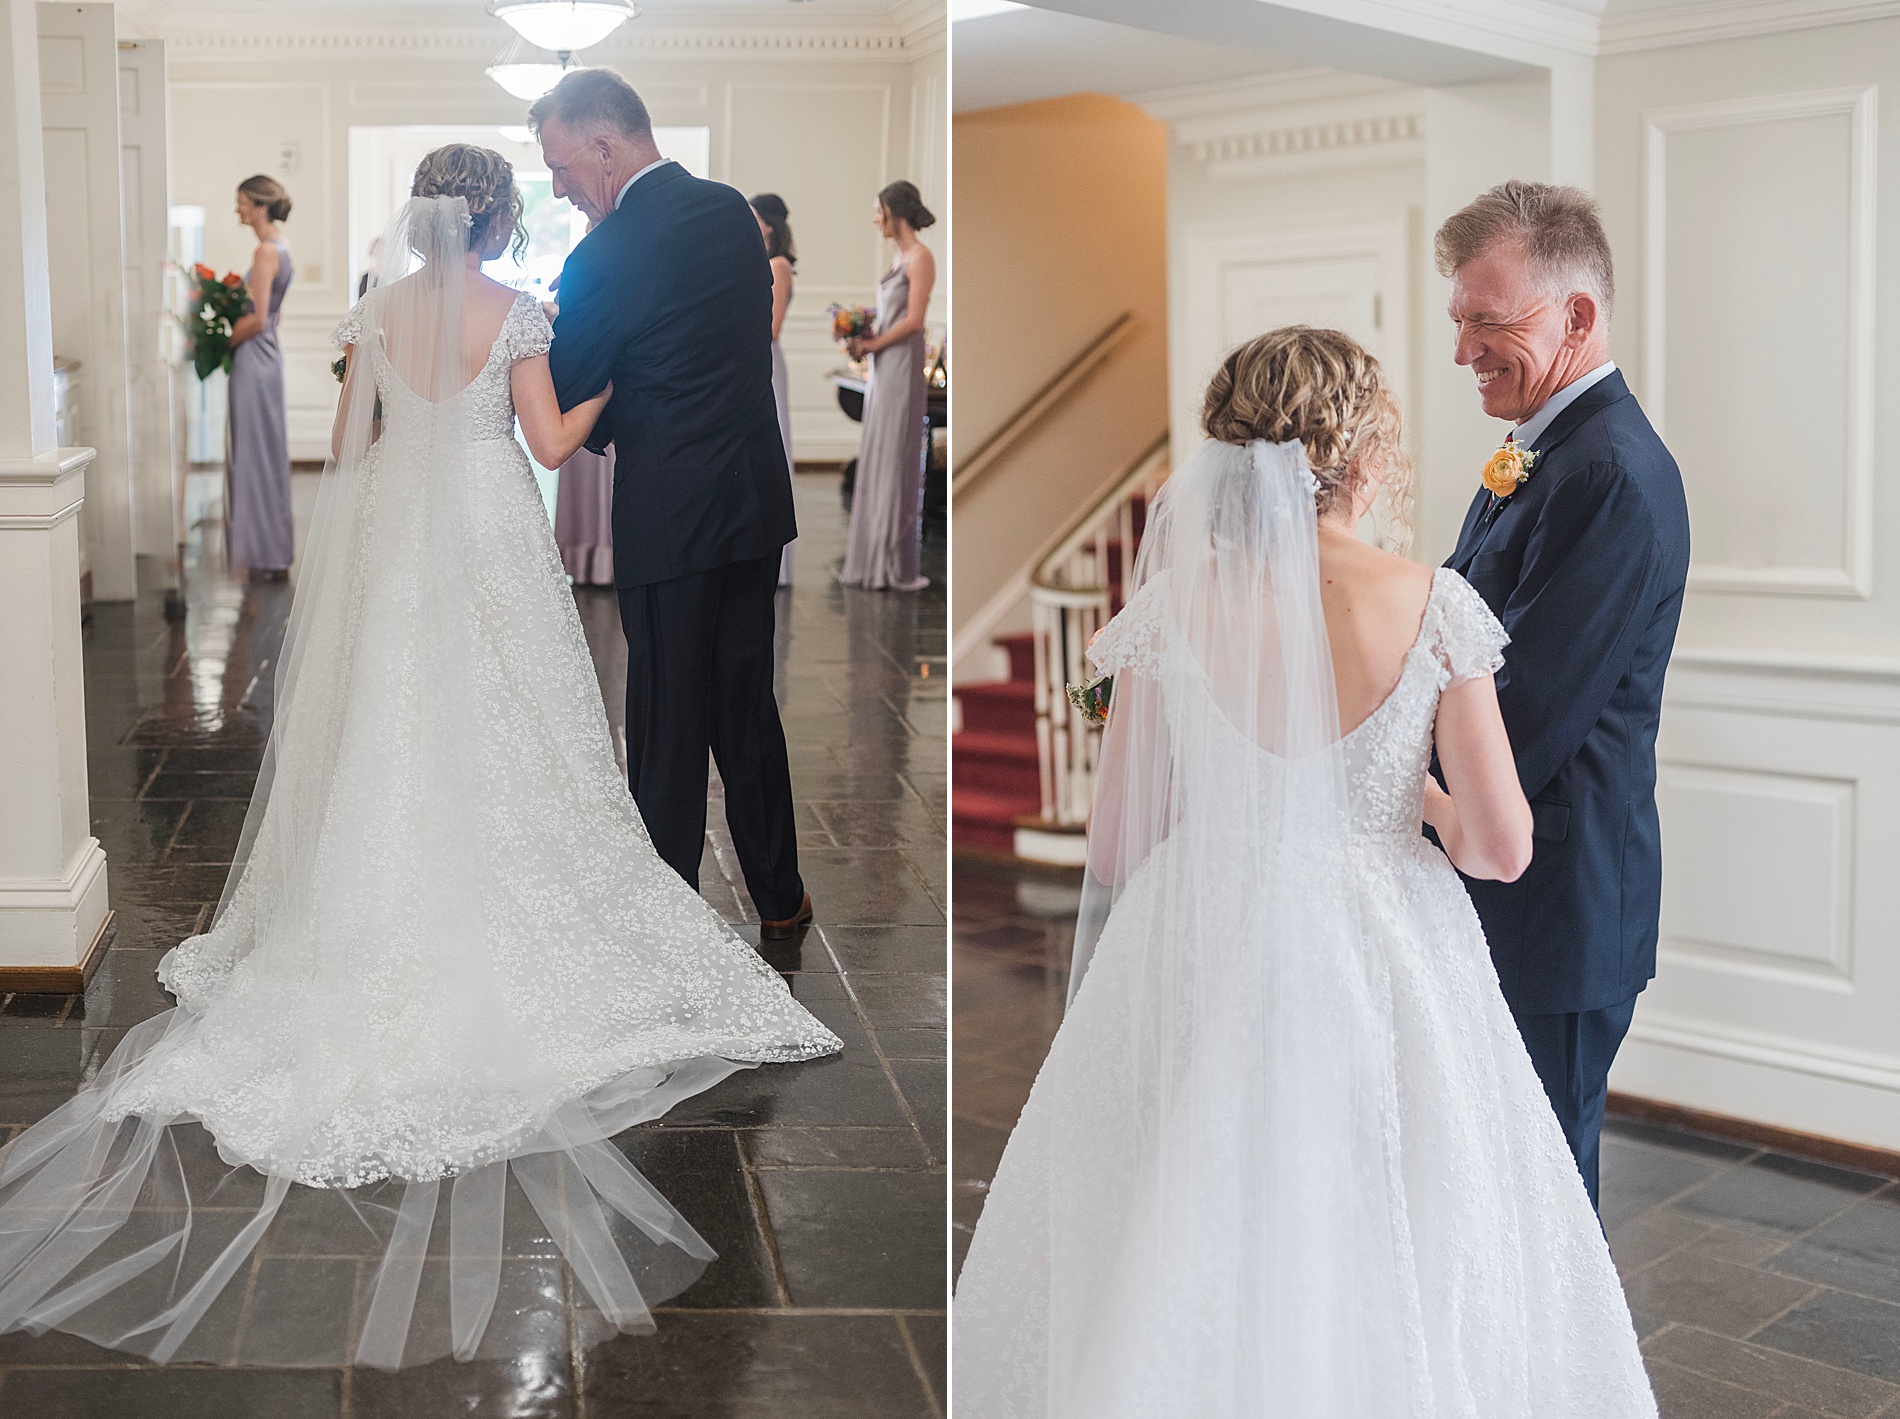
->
xmin=1029 ymin=430 xmax=1171 ymax=592
xmin=1026 ymin=432 xmax=1172 ymax=831
xmin=950 ymin=311 xmax=1137 ymax=502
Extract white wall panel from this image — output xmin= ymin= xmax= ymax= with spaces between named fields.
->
xmin=1644 ymin=87 xmax=1876 ymax=598
xmin=1614 ymin=653 xmax=1900 ymax=1148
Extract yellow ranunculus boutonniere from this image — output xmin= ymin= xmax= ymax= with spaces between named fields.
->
xmin=1480 ymin=441 xmax=1539 ymax=499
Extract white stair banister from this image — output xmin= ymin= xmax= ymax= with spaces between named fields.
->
xmin=1022 ymin=433 xmax=1170 ymax=842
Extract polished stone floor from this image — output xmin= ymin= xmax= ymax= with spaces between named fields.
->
xmin=0 ymin=470 xmax=946 ymax=1418
xmin=953 ymin=853 xmax=1900 ymax=1418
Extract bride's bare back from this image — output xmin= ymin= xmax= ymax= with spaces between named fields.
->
xmin=1317 ymin=525 xmax=1531 ymax=882
xmin=1316 ymin=530 xmax=1435 ymax=736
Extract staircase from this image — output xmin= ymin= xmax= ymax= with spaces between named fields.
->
xmin=952 ymin=433 xmax=1171 ymax=862
xmin=951 ymin=633 xmax=1038 ymax=856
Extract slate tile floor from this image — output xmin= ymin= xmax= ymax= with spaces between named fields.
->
xmin=952 ymin=853 xmax=1900 ymax=1415
xmin=0 ymin=471 xmax=946 ymax=1418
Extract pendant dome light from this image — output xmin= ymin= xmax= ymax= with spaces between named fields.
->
xmin=484 ymin=34 xmax=573 ymax=102
xmin=487 ymin=1 xmax=640 ymax=54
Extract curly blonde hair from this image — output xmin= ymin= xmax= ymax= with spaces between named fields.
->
xmin=1201 ymin=326 xmax=1414 ymax=551
xmin=410 ymin=144 xmax=526 ymax=262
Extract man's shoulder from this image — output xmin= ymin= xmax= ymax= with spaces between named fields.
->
xmin=1525 ymin=396 xmax=1686 ymax=557
xmin=1536 ymin=388 xmax=1676 ymax=500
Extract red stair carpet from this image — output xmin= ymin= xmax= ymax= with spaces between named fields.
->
xmin=952 ymin=633 xmax=1038 ymax=856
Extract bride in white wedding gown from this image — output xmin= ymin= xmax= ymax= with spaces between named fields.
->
xmin=0 ymin=156 xmax=839 ymax=1369
xmin=954 ymin=328 xmax=1655 ymax=1417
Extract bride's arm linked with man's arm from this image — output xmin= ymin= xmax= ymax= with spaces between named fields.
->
xmin=512 ymin=353 xmax=611 ymax=469
xmin=1427 ymin=671 xmax=1533 ymax=882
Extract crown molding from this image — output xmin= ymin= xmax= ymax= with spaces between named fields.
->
xmin=133 ymin=5 xmax=935 ymax=64
xmin=1292 ymin=0 xmax=1601 ymax=58
xmin=1179 ymin=109 xmax=1424 ymax=181
xmin=1140 ymin=69 xmax=1426 ymax=180
xmin=1599 ymin=0 xmax=1900 ymax=54
xmin=1133 ymin=68 xmax=1411 ymax=121
xmin=891 ymin=0 xmax=948 ymax=56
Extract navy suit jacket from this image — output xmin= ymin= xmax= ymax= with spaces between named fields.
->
xmin=1444 ymin=371 xmax=1690 ymax=1015
xmin=549 ymin=162 xmax=795 ymax=588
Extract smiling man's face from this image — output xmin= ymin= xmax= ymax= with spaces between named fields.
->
xmin=1448 ymin=243 xmax=1590 ymax=424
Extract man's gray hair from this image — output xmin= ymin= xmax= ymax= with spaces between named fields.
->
xmin=1434 ymin=179 xmax=1615 ymax=317
xmin=527 ymin=67 xmax=652 ymax=140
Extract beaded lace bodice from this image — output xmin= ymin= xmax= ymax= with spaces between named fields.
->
xmin=1338 ymin=568 xmax=1509 ymax=834
xmin=332 ymin=288 xmax=551 ymax=443
xmin=1090 ymin=566 xmax=1508 ymax=838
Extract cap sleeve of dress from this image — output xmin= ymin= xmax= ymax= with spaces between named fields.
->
xmin=1087 ymin=576 xmax=1174 ymax=681
xmin=1429 ymin=568 xmax=1509 ymax=688
xmin=506 ymin=292 xmax=554 ymax=360
xmin=330 ymin=298 xmax=370 ymax=350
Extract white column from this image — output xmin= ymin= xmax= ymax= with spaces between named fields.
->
xmin=38 ymin=0 xmax=138 ymax=603
xmin=118 ymin=38 xmax=180 ymax=588
xmin=0 ymin=0 xmax=107 ymax=984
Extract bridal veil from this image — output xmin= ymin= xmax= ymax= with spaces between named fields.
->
xmin=969 ymin=439 xmax=1430 ymax=1414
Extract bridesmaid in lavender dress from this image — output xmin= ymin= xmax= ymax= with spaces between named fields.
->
xmin=554 ymin=445 xmax=615 ymax=584
xmin=752 ymin=193 xmax=797 ymax=586
xmin=840 ymin=181 xmax=935 ymax=592
xmin=227 ymin=174 xmax=296 ymax=579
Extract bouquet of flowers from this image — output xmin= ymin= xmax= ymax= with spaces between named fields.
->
xmin=181 ymin=263 xmax=249 ymax=381
xmin=826 ymin=303 xmax=876 ymax=345
xmin=1065 ymin=673 xmax=1113 ymax=727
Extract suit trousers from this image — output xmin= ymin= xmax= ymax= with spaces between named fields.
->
xmin=1511 ymin=995 xmax=1640 ymax=1211
xmin=617 ymin=554 xmax=804 ymax=921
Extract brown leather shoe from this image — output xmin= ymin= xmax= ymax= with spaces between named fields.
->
xmin=759 ymin=892 xmax=814 ymax=941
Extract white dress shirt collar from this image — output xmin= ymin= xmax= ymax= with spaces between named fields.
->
xmin=1513 ymin=360 xmax=1616 ymax=449
xmin=614 ymin=156 xmax=675 ymax=211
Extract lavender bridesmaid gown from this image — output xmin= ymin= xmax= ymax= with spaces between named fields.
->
xmin=772 ymin=333 xmax=794 ymax=586
xmin=839 ymin=259 xmax=928 ymax=591
xmin=227 ymin=241 xmax=295 ymax=573
xmin=555 ymin=445 xmax=615 ymax=585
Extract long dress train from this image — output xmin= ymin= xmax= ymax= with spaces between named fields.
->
xmin=0 ymin=224 xmax=841 ymax=1370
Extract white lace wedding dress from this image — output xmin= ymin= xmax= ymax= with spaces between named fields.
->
xmin=0 ymin=234 xmax=840 ymax=1369
xmin=953 ymin=439 xmax=1655 ymax=1418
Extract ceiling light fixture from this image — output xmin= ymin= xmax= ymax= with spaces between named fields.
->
xmin=484 ymin=34 xmax=573 ymax=102
xmin=487 ymin=0 xmax=640 ymax=54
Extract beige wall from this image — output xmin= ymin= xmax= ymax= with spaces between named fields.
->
xmin=952 ymin=94 xmax=1168 ymax=667
xmin=164 ymin=27 xmax=944 ymax=462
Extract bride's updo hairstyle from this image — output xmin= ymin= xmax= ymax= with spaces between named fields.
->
xmin=1201 ymin=325 xmax=1414 ymax=549
xmin=410 ymin=143 xmax=527 ymax=262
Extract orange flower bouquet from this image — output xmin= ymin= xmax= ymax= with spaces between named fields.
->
xmin=181 ymin=262 xmax=251 ymax=380
xmin=826 ymin=303 xmax=876 ymax=345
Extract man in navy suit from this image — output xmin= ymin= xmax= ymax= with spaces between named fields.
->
xmin=531 ymin=69 xmax=812 ymax=941
xmin=1435 ymin=182 xmax=1690 ymax=1207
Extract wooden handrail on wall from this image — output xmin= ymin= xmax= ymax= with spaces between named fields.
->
xmin=950 ymin=310 xmax=1137 ymax=501
xmin=1030 ymin=431 xmax=1171 ymax=592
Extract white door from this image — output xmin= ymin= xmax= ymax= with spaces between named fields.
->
xmin=1181 ymin=220 xmax=1409 ymax=460
xmin=117 ymin=38 xmax=176 ymax=580
xmin=38 ymin=2 xmax=138 ymax=602
xmin=1220 ymin=254 xmax=1383 ymax=353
